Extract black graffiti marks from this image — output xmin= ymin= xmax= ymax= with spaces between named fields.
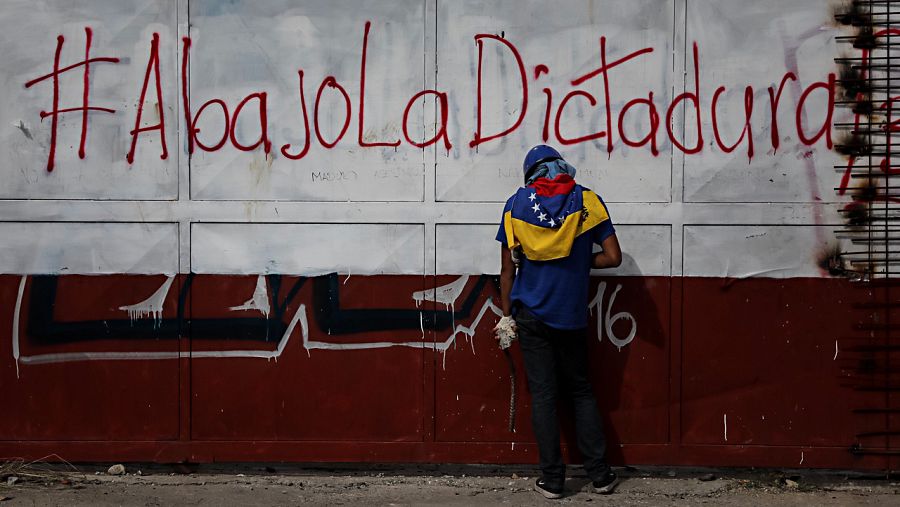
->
xmin=25 ymin=274 xmax=300 ymax=344
xmin=22 ymin=274 xmax=493 ymax=345
xmin=312 ymin=273 xmax=490 ymax=334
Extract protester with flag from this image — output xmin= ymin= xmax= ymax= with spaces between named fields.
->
xmin=494 ymin=145 xmax=622 ymax=499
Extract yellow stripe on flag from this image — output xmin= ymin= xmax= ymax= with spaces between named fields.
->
xmin=504 ymin=190 xmax=610 ymax=261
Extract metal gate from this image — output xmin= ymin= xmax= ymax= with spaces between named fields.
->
xmin=835 ymin=0 xmax=900 ymax=468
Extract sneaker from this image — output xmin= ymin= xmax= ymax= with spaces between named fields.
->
xmin=592 ymin=471 xmax=619 ymax=494
xmin=534 ymin=478 xmax=564 ymax=499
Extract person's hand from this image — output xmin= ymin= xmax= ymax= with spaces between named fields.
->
xmin=493 ymin=315 xmax=517 ymax=350
xmin=510 ymin=247 xmax=522 ymax=267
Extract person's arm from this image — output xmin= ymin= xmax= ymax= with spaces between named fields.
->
xmin=592 ymin=233 xmax=622 ymax=269
xmin=499 ymin=245 xmax=516 ymax=316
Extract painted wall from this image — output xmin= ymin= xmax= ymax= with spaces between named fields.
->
xmin=0 ymin=0 xmax=891 ymax=468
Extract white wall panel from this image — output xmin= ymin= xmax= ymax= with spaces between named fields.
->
xmin=683 ymin=225 xmax=845 ymax=278
xmin=191 ymin=223 xmax=424 ymax=275
xmin=0 ymin=0 xmax=178 ymax=200
xmin=682 ymin=0 xmax=845 ymax=203
xmin=435 ymin=0 xmax=675 ymax=203
xmin=435 ymin=224 xmax=500 ymax=275
xmin=0 ymin=222 xmax=178 ymax=274
xmin=188 ymin=0 xmax=426 ymax=201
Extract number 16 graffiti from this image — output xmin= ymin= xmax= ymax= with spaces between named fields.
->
xmin=589 ymin=281 xmax=637 ymax=350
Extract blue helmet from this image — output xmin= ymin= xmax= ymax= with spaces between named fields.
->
xmin=523 ymin=145 xmax=562 ymax=180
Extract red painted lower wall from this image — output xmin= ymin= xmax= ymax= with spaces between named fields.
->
xmin=0 ymin=273 xmax=893 ymax=469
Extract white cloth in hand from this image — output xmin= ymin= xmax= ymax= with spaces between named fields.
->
xmin=493 ymin=315 xmax=517 ymax=350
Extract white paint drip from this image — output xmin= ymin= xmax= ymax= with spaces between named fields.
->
xmin=228 ymin=275 xmax=271 ymax=318
xmin=723 ymin=414 xmax=728 ymax=442
xmin=419 ymin=311 xmax=425 ymax=340
xmin=118 ymin=276 xmax=175 ymax=328
xmin=12 ymin=275 xmax=25 ymax=378
xmin=412 ymin=275 xmax=470 ymax=305
xmin=799 ymin=451 xmax=804 ymax=465
xmin=834 ymin=340 xmax=838 ymax=361
xmin=451 ymin=304 xmax=457 ymax=350
xmin=451 ymin=303 xmax=456 ymax=347
xmin=413 ymin=277 xmax=471 ymax=349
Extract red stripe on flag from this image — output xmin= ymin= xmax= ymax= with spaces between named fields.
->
xmin=529 ymin=174 xmax=576 ymax=196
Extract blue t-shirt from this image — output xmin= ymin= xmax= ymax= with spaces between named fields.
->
xmin=496 ymin=191 xmax=615 ymax=330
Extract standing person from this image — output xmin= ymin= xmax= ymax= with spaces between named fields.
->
xmin=493 ymin=145 xmax=621 ymax=499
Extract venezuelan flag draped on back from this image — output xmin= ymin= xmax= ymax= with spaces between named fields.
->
xmin=503 ymin=174 xmax=610 ymax=261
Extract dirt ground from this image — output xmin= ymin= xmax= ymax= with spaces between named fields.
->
xmin=1 ymin=463 xmax=899 ymax=506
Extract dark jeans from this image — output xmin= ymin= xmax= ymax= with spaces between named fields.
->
xmin=516 ymin=307 xmax=609 ymax=487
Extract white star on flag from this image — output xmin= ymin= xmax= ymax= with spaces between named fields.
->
xmin=538 ymin=212 xmax=547 ymax=222
xmin=532 ymin=203 xmax=540 ymax=212
xmin=549 ymin=218 xmax=556 ymax=227
xmin=529 ymin=192 xmax=536 ymax=201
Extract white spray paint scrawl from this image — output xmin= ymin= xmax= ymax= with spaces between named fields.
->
xmin=11 ymin=276 xmax=634 ymax=370
xmin=589 ymin=282 xmax=637 ymax=350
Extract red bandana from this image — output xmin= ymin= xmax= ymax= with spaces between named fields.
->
xmin=528 ymin=174 xmax=576 ymax=197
